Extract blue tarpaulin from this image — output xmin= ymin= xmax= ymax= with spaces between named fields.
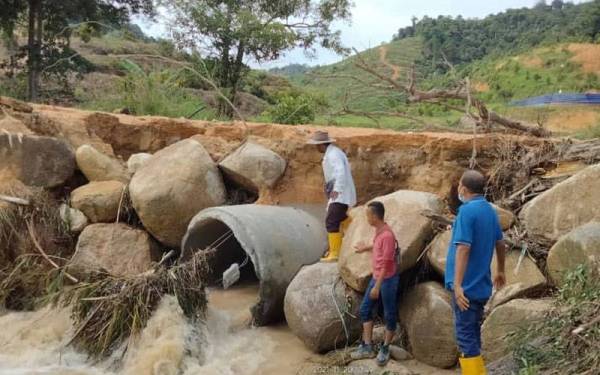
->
xmin=510 ymin=93 xmax=600 ymax=107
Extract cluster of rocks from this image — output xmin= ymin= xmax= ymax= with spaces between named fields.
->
xmin=284 ymin=162 xmax=600 ymax=370
xmin=1 ymin=130 xmax=287 ymax=278
xmin=3 ymin=99 xmax=600 ymax=371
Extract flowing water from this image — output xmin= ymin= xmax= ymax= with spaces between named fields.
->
xmin=0 ymin=283 xmax=456 ymax=375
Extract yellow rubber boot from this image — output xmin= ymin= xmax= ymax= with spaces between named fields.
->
xmin=340 ymin=216 xmax=353 ymax=235
xmin=321 ymin=232 xmax=342 ymax=262
xmin=458 ymin=355 xmax=487 ymax=375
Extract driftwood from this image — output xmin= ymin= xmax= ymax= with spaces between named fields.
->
xmin=421 ymin=209 xmax=453 ymax=227
xmin=0 ymin=195 xmax=30 ymax=206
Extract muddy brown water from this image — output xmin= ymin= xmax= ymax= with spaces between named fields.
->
xmin=0 ymin=283 xmax=457 ymax=374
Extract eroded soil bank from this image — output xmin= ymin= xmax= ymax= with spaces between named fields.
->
xmin=11 ymin=103 xmax=550 ymax=206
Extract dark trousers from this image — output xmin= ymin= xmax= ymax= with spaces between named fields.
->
xmin=452 ymin=296 xmax=488 ymax=357
xmin=325 ymin=202 xmax=348 ymax=232
xmin=359 ymin=274 xmax=400 ymax=332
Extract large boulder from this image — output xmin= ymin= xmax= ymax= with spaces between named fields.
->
xmin=219 ymin=142 xmax=286 ymax=192
xmin=70 ymin=223 xmax=162 ymax=277
xmin=339 ymin=190 xmax=443 ymax=292
xmin=489 ymin=250 xmax=546 ymax=308
xmin=0 ymin=134 xmax=74 ymax=188
xmin=284 ymin=262 xmax=362 ymax=353
xmin=427 ymin=206 xmax=513 ymax=276
xmin=520 ymin=163 xmax=600 ymax=242
xmin=482 ymin=298 xmax=552 ymax=362
xmin=427 ymin=230 xmax=451 ymax=275
xmin=71 ymin=181 xmax=125 ymax=223
xmin=547 ymin=222 xmax=600 ymax=286
xmin=127 ymin=152 xmax=153 ymax=174
xmin=75 ymin=144 xmax=129 ymax=183
xmin=398 ymin=282 xmax=457 ymax=368
xmin=427 ymin=231 xmax=546 ymax=307
xmin=129 ymin=139 xmax=226 ymax=247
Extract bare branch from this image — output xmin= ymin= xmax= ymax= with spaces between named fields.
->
xmin=348 ymin=47 xmax=552 ymax=137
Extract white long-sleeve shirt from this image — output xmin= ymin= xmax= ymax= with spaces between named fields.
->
xmin=323 ymin=144 xmax=357 ymax=207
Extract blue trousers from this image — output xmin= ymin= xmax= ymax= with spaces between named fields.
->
xmin=359 ymin=274 xmax=399 ymax=331
xmin=452 ymin=296 xmax=488 ymax=357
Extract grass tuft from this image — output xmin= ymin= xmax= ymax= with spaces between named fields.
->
xmin=511 ymin=265 xmax=600 ymax=375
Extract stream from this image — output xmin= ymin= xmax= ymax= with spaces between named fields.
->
xmin=0 ymin=283 xmax=456 ymax=374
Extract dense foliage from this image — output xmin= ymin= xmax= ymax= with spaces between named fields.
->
xmin=268 ymin=92 xmax=324 ymax=125
xmin=394 ymin=0 xmax=600 ymax=74
xmin=0 ymin=0 xmax=153 ymax=101
xmin=163 ymin=0 xmax=352 ymax=117
xmin=269 ymin=63 xmax=314 ymax=77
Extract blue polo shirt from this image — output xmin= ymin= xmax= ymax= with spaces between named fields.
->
xmin=445 ymin=195 xmax=503 ymax=301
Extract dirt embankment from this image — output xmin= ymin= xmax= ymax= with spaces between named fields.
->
xmin=9 ymin=103 xmax=551 ymax=205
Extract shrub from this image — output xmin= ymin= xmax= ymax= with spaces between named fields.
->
xmin=268 ymin=93 xmax=319 ymax=125
xmin=116 ymin=59 xmax=205 ymax=118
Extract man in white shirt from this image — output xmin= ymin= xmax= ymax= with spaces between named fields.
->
xmin=307 ymin=131 xmax=357 ymax=262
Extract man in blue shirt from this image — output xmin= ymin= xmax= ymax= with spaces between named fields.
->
xmin=445 ymin=170 xmax=507 ymax=375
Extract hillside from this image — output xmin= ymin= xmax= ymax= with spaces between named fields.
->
xmin=468 ymin=43 xmax=600 ymax=133
xmin=0 ymin=32 xmax=274 ymax=119
xmin=285 ymin=39 xmax=600 ymax=133
xmin=291 ymin=37 xmax=423 ymax=113
xmin=468 ymin=43 xmax=600 ymax=102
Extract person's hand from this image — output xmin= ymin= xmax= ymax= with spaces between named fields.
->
xmin=354 ymin=241 xmax=368 ymax=253
xmin=330 ymin=191 xmax=339 ymax=199
xmin=454 ymin=286 xmax=470 ymax=312
xmin=369 ymin=286 xmax=380 ymax=300
xmin=494 ymin=271 xmax=507 ymax=290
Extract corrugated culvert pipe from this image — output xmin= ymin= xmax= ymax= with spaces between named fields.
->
xmin=180 ymin=205 xmax=327 ymax=326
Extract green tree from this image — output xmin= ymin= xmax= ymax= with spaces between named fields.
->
xmin=411 ymin=0 xmax=600 ymax=75
xmin=165 ymin=0 xmax=352 ymax=118
xmin=0 ymin=0 xmax=154 ymax=101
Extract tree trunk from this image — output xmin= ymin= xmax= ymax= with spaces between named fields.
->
xmin=27 ymin=0 xmax=42 ymax=102
xmin=222 ymin=41 xmax=246 ymax=119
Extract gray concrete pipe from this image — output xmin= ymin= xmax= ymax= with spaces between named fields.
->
xmin=180 ymin=204 xmax=327 ymax=325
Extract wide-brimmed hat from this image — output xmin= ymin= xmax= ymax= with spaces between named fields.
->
xmin=307 ymin=131 xmax=336 ymax=145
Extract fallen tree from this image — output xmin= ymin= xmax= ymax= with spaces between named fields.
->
xmin=329 ymin=48 xmax=551 ymax=137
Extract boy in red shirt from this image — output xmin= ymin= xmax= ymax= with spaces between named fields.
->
xmin=351 ymin=201 xmax=399 ymax=366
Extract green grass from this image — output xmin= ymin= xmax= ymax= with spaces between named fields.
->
xmin=292 ymin=37 xmax=423 ymax=112
xmin=511 ymin=265 xmax=600 ymax=374
xmin=251 ymin=110 xmax=461 ymax=131
xmin=467 ymin=44 xmax=600 ymax=103
xmin=76 ymin=60 xmax=214 ymax=119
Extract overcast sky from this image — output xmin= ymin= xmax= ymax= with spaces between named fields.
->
xmin=137 ymin=0 xmax=588 ymax=69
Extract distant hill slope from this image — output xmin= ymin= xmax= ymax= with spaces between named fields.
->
xmin=291 ymin=37 xmax=423 ymax=112
xmin=469 ymin=43 xmax=600 ymax=103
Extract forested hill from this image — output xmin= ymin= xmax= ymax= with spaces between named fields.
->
xmin=394 ymin=0 xmax=600 ymax=75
